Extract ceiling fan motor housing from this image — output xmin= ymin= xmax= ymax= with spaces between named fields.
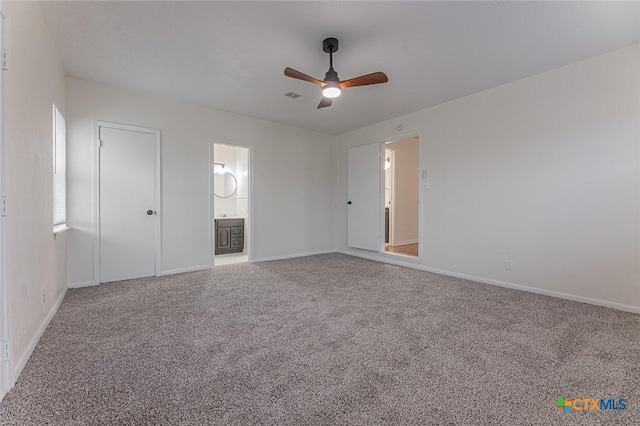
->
xmin=324 ymin=68 xmax=339 ymax=82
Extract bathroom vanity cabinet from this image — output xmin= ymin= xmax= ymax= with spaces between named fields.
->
xmin=215 ymin=218 xmax=244 ymax=254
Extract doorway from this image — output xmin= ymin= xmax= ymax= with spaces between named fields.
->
xmin=212 ymin=143 xmax=250 ymax=266
xmin=94 ymin=122 xmax=161 ymax=283
xmin=383 ymin=136 xmax=419 ymax=258
xmin=0 ymin=11 xmax=8 ymax=397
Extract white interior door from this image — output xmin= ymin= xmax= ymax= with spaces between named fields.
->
xmin=99 ymin=126 xmax=157 ymax=283
xmin=347 ymin=143 xmax=380 ymax=251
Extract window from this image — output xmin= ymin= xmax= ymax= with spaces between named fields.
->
xmin=53 ymin=105 xmax=66 ymax=226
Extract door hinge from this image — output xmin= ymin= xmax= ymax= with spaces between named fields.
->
xmin=1 ymin=196 xmax=7 ymax=216
xmin=2 ymin=341 xmax=9 ymax=361
xmin=98 ymin=140 xmax=103 ymax=148
xmin=1 ymin=50 xmax=7 ymax=70
xmin=99 ymin=256 xmax=102 ymax=263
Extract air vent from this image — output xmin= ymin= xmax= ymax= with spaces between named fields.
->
xmin=284 ymin=92 xmax=308 ymax=102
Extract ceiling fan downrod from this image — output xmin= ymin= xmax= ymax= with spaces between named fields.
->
xmin=323 ymin=38 xmax=339 ymax=82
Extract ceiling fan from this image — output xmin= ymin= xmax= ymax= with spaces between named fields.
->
xmin=284 ymin=37 xmax=388 ymax=109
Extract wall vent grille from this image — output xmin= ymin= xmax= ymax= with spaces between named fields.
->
xmin=284 ymin=92 xmax=308 ymax=101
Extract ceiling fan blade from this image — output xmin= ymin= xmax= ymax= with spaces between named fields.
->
xmin=339 ymin=72 xmax=388 ymax=89
xmin=317 ymin=97 xmax=332 ymax=109
xmin=284 ymin=67 xmax=324 ymax=88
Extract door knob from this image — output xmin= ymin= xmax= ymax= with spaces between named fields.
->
xmin=347 ymin=201 xmax=352 ymax=205
xmin=147 ymin=210 xmax=154 ymax=215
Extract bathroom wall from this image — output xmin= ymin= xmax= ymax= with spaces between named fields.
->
xmin=234 ymin=146 xmax=249 ymax=221
xmin=213 ymin=144 xmax=239 ymax=218
xmin=234 ymin=146 xmax=249 ymax=253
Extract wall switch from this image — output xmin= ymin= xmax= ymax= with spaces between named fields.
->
xmin=422 ymin=169 xmax=428 ymax=179
xmin=505 ymin=259 xmax=513 ymax=270
xmin=424 ymin=181 xmax=430 ymax=190
xmin=41 ymin=290 xmax=46 ymax=304
xmin=2 ymin=341 xmax=9 ymax=361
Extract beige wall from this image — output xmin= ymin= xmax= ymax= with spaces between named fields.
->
xmin=337 ymin=45 xmax=640 ymax=310
xmin=213 ymin=144 xmax=240 ymax=218
xmin=2 ymin=0 xmax=67 ymax=387
xmin=386 ymin=137 xmax=419 ymax=246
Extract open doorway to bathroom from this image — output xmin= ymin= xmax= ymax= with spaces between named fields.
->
xmin=212 ymin=143 xmax=250 ymax=266
xmin=383 ymin=136 xmax=419 ymax=258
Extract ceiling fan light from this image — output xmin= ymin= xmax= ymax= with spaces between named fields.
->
xmin=322 ymin=85 xmax=341 ymax=99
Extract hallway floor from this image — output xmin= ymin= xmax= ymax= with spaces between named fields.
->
xmin=214 ymin=252 xmax=248 ymax=266
xmin=385 ymin=243 xmax=418 ymax=257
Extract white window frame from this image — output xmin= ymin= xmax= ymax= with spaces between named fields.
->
xmin=52 ymin=105 xmax=66 ymax=228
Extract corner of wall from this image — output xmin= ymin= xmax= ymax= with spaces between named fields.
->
xmin=1 ymin=0 xmax=69 ymax=395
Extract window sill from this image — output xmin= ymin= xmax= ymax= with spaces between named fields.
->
xmin=53 ymin=225 xmax=70 ymax=239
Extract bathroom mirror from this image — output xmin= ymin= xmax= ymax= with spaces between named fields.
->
xmin=214 ymin=172 xmax=237 ymax=198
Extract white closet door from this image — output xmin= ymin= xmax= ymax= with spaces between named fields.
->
xmin=347 ymin=143 xmax=381 ymax=251
xmin=99 ymin=127 xmax=156 ymax=283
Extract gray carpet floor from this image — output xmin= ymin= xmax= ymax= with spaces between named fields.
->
xmin=0 ymin=253 xmax=638 ymax=425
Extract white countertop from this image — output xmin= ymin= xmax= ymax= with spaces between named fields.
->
xmin=215 ymin=216 xmax=245 ymax=220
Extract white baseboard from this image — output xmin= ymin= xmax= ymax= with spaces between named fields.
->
xmin=71 ymin=264 xmax=214 ymax=286
xmin=68 ymin=280 xmax=97 ymax=288
xmin=158 ymin=264 xmax=212 ymax=276
xmin=252 ymin=250 xmax=336 ymax=263
xmin=12 ymin=287 xmax=68 ymax=388
xmin=337 ymin=249 xmax=640 ymax=314
xmin=392 ymin=239 xmax=418 ymax=246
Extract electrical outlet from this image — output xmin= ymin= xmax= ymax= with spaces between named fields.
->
xmin=41 ymin=290 xmax=46 ymax=304
xmin=505 ymin=259 xmax=513 ymax=270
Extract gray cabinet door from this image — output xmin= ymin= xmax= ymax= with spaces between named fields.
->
xmin=217 ymin=227 xmax=231 ymax=250
xmin=215 ymin=219 xmax=244 ymax=254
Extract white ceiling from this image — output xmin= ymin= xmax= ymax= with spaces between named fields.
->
xmin=39 ymin=1 xmax=640 ymax=135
